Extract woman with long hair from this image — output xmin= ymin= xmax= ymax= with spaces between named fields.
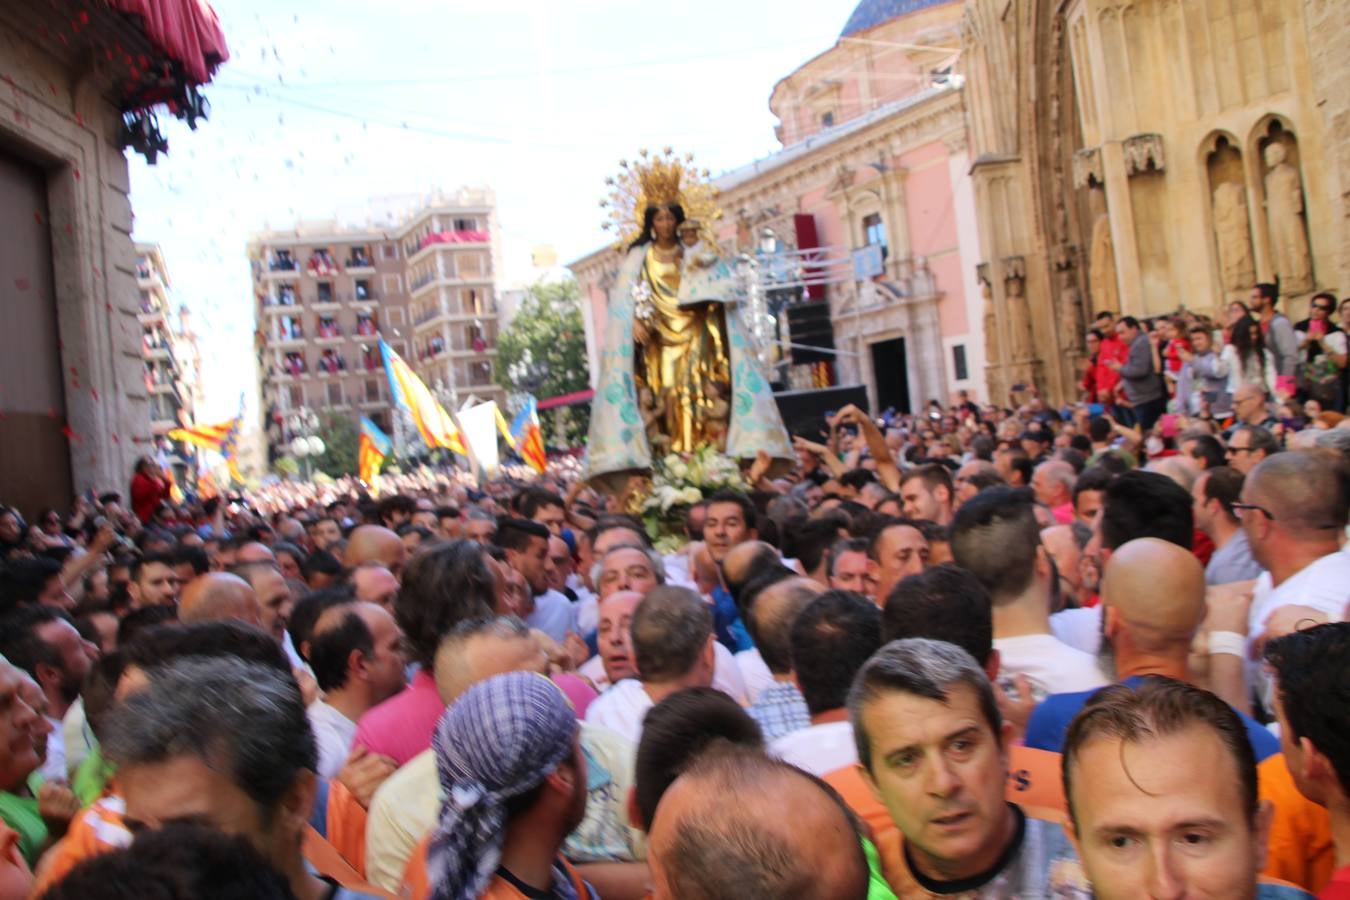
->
xmin=1217 ymin=313 xmax=1276 ymax=396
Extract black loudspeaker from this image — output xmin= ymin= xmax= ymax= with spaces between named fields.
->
xmin=784 ymin=301 xmax=835 ymax=365
xmin=773 ymin=384 xmax=869 ymax=437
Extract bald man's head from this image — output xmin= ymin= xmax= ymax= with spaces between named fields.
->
xmin=1146 ymin=455 xmax=1199 ymax=493
xmin=432 ymin=616 xmax=546 ymax=704
xmin=747 ymin=577 xmax=824 ymax=676
xmin=648 ymin=747 xmax=868 ymax=900
xmin=235 ymin=542 xmax=275 ymax=565
xmin=1102 ymin=538 xmax=1205 ymax=652
xmin=721 ymin=541 xmax=778 ymax=588
xmin=344 ymin=525 xmax=408 ymax=577
xmin=178 ymin=573 xmax=262 ymax=629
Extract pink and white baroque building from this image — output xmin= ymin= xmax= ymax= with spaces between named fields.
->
xmin=572 ymin=0 xmax=989 ymax=413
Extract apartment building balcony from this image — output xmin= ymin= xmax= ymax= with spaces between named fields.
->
xmin=151 ymin=416 xmax=178 ymax=435
xmin=271 ymin=330 xmax=307 ymax=349
xmin=306 ymin=252 xmax=340 ymax=278
xmin=451 ymin=344 xmax=497 ymax=359
xmin=137 ymin=304 xmax=166 ymax=325
xmin=344 ymin=250 xmax=375 ymax=275
xmin=408 ymin=270 xmax=493 ymax=299
xmin=405 ymin=230 xmax=491 ymax=267
xmin=143 ymin=342 xmax=171 ymax=361
xmin=262 ymin=258 xmax=299 ymax=280
xmin=412 ymin=306 xmax=447 ymax=331
xmin=309 ymin=296 xmax=342 ymax=313
xmin=316 ymin=355 xmax=348 ymax=375
xmin=346 ymin=291 xmax=380 ymax=310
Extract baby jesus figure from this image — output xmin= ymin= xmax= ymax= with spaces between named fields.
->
xmin=638 ymin=385 xmax=672 ymax=455
xmin=677 ymin=218 xmax=717 ymax=271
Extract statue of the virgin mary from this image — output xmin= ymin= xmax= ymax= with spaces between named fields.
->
xmin=586 ymin=149 xmax=793 ymax=494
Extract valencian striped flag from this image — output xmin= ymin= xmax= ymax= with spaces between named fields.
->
xmin=379 ymin=337 xmax=467 ymax=455
xmin=508 ymin=395 xmax=547 ymax=473
xmin=167 ymin=414 xmax=243 ymax=483
xmin=358 ymin=416 xmax=392 ymax=485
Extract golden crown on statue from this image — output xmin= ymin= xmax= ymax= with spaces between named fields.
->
xmin=600 ymin=147 xmax=722 ymax=250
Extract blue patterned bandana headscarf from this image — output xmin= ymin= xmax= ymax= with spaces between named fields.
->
xmin=428 ymin=671 xmax=578 ymax=900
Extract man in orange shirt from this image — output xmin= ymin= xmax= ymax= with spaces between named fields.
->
xmin=1266 ymin=624 xmax=1350 ymax=898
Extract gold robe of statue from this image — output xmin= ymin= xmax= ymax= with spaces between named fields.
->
xmin=635 ymin=244 xmax=730 ymax=453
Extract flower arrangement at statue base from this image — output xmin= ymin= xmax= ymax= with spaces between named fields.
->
xmin=639 ymin=445 xmax=747 ymax=554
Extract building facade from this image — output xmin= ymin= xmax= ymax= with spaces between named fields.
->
xmin=136 ymin=244 xmax=201 ymax=440
xmin=572 ymin=0 xmax=986 ymax=414
xmin=962 ymin=0 xmax=1349 ymax=402
xmin=0 ymin=0 xmax=226 ymax=516
xmin=249 ymin=189 xmax=504 ymax=465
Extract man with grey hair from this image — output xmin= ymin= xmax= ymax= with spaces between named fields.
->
xmin=103 ymin=656 xmax=383 ymax=899
xmin=463 ymin=506 xmax=497 ymax=545
xmin=1031 ymin=459 xmax=1077 ymax=524
xmin=592 ymin=544 xmax=665 ymax=600
xmin=584 ymin=586 xmax=716 ymax=745
xmin=847 ymin=639 xmax=1083 ymax=896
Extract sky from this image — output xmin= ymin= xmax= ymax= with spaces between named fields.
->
xmin=129 ymin=0 xmax=857 ymax=421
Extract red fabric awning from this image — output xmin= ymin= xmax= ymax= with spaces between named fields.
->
xmin=537 ymin=389 xmax=594 ymax=411
xmin=108 ymin=0 xmax=229 ymax=85
xmin=419 ymin=231 xmax=491 ymax=251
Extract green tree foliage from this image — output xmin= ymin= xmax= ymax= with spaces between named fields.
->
xmin=314 ymin=413 xmax=360 ymax=476
xmin=496 ymin=278 xmax=590 ymax=444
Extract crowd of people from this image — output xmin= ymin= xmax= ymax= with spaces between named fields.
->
xmin=0 ymin=330 xmax=1349 ymax=898
xmin=1079 ymin=288 xmax=1348 ymax=432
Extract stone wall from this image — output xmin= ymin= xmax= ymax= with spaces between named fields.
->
xmin=0 ymin=12 xmax=146 ymax=500
xmin=1302 ymin=0 xmax=1349 ymax=292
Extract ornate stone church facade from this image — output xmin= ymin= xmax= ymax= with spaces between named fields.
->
xmin=962 ymin=0 xmax=1349 ymax=402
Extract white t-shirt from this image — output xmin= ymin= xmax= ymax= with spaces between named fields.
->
xmin=578 ymin=654 xmax=610 ymax=692
xmin=734 ymin=647 xmax=776 ymax=705
xmin=1248 ymin=552 xmax=1350 ymax=638
xmin=711 ymin=641 xmax=749 ymax=705
xmin=40 ymin=716 xmax=66 ymax=784
xmin=770 ymin=720 xmax=857 ymax=777
xmin=583 ymin=679 xmax=652 ymax=746
xmin=308 ymin=699 xmax=358 ymax=780
xmin=573 ymin=584 xmax=598 ymax=641
xmin=1050 ymin=607 xmax=1103 ymax=657
xmin=62 ymin=698 xmax=94 ymax=779
xmin=660 ymin=554 xmax=698 ymax=591
xmin=526 ymin=589 xmax=579 ymax=645
xmin=1248 ymin=552 xmax=1350 ymax=706
xmin=994 ymin=633 xmax=1109 ymax=700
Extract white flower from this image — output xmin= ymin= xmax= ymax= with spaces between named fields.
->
xmin=670 ymin=461 xmax=690 ymax=480
xmin=677 ymin=486 xmax=702 ymax=505
xmin=657 ymin=485 xmax=680 ymax=512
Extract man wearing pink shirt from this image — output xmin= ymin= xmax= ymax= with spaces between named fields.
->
xmin=352 ymin=540 xmax=497 ymax=765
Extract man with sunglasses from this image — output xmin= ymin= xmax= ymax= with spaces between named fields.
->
xmin=1294 ymin=292 xmax=1347 ymax=410
xmin=1226 ymin=423 xmax=1279 ymax=476
xmin=1232 ymin=451 xmax=1350 ymax=707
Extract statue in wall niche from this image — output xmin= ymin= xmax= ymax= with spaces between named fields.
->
xmin=1055 ymin=264 xmax=1084 ymax=355
xmin=979 ymin=268 xmax=1000 ymax=366
xmin=1263 ymin=143 xmax=1313 ymax=295
xmin=1005 ymin=272 xmax=1034 ymax=363
xmin=1088 ymin=214 xmax=1120 ymax=317
xmin=1211 ymin=180 xmax=1255 ymax=293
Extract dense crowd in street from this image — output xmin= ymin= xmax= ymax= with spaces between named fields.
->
xmin=1 ymin=295 xmax=1349 ymax=898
